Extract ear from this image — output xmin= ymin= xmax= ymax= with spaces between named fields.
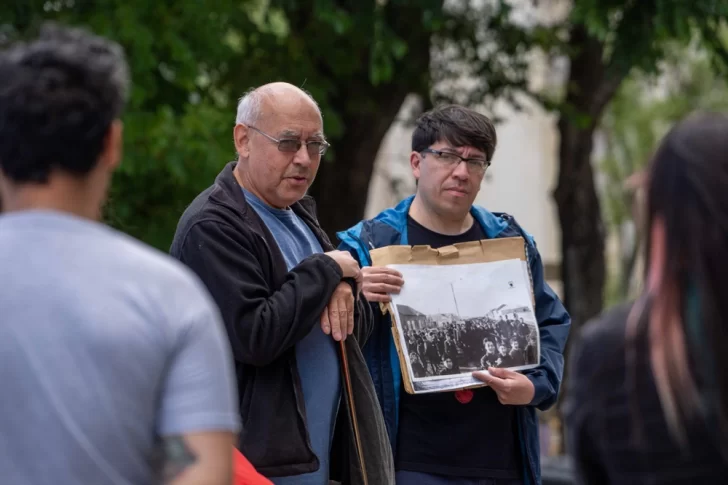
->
xmin=99 ymin=120 xmax=123 ymax=171
xmin=410 ymin=151 xmax=422 ymax=181
xmin=234 ymin=124 xmax=251 ymax=158
xmin=647 ymin=216 xmax=666 ymax=293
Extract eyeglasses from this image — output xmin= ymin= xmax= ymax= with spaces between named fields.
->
xmin=248 ymin=126 xmax=330 ymax=157
xmin=421 ymin=148 xmax=490 ymax=173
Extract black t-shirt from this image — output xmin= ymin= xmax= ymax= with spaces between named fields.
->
xmin=396 ymin=215 xmax=521 ymax=479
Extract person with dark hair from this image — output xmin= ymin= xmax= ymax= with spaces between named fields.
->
xmin=0 ymin=23 xmax=241 ymax=485
xmin=480 ymin=339 xmax=498 ymax=369
xmin=495 ymin=341 xmax=512 ymax=368
xmin=507 ymin=338 xmax=526 ymax=367
xmin=443 ymin=333 xmax=458 ymax=364
xmin=424 ymin=331 xmax=442 ymax=375
xmin=410 ymin=352 xmax=427 ymax=378
xmin=565 ymin=112 xmax=728 ymax=484
xmin=439 ymin=357 xmax=459 ymax=376
xmin=338 ymin=105 xmax=570 ymax=485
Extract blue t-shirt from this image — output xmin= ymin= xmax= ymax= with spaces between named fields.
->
xmin=244 ymin=189 xmax=341 ymax=485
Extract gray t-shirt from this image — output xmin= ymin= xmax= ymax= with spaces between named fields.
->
xmin=0 ymin=211 xmax=241 ymax=485
xmin=243 ymin=190 xmax=341 ymax=485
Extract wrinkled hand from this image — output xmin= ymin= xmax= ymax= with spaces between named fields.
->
xmin=325 ymin=250 xmax=362 ymax=285
xmin=472 ymin=367 xmax=535 ymax=405
xmin=321 ymin=282 xmax=355 ymax=342
xmin=361 ymin=266 xmax=404 ymax=303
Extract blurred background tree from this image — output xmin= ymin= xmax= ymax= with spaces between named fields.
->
xmin=600 ymin=34 xmax=728 ymax=307
xmin=2 ymin=0 xmax=253 ymax=248
xmin=2 ymin=0 xmax=534 ymax=248
xmin=552 ymin=1 xmax=728 ymax=332
xmin=433 ymin=0 xmax=728 ymax=333
xmin=3 ymin=0 xmax=728 ymax=468
xmin=2 ymin=0 xmax=727 ymax=333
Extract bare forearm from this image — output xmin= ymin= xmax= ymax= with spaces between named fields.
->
xmin=163 ymin=432 xmax=235 ymax=485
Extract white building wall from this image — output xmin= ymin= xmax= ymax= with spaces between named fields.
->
xmin=484 ymin=94 xmax=561 ymax=268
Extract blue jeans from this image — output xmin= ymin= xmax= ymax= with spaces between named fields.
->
xmin=395 ymin=470 xmax=523 ymax=485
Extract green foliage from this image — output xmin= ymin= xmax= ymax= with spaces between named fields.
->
xmin=571 ymin=0 xmax=728 ymax=74
xmin=2 ymin=0 xmax=460 ymax=249
xmin=4 ymin=0 xmax=728 ymax=257
xmin=600 ymin=39 xmax=728 ymax=306
xmin=2 ymin=1 xmax=253 ymax=248
xmin=430 ymin=0 xmax=544 ymax=110
xmin=432 ymin=0 xmax=728 ymax=120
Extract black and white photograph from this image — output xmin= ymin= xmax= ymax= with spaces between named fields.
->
xmin=389 ymin=258 xmax=540 ymax=393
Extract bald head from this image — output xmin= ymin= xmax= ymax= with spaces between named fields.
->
xmin=236 ymin=82 xmax=322 ymax=126
xmin=232 ymin=82 xmax=326 ymax=209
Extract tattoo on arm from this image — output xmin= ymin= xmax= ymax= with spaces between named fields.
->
xmin=161 ymin=436 xmax=197 ymax=483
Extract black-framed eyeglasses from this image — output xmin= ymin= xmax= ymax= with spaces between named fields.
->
xmin=421 ymin=148 xmax=490 ymax=173
xmin=248 ymin=126 xmax=330 ymax=157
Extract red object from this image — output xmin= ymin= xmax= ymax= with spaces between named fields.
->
xmin=454 ymin=389 xmax=474 ymax=404
xmin=233 ymin=448 xmax=272 ymax=485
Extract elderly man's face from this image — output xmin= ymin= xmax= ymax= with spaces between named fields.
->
xmin=238 ymin=92 xmax=324 ymax=208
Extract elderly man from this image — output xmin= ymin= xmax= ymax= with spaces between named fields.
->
xmin=0 ymin=24 xmax=240 ymax=485
xmin=338 ymin=105 xmax=570 ymax=485
xmin=170 ymin=82 xmax=393 ymax=485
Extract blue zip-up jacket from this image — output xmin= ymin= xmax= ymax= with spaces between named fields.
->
xmin=337 ymin=196 xmax=571 ymax=485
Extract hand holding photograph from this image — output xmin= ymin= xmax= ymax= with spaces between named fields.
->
xmin=388 ymin=258 xmax=540 ymax=394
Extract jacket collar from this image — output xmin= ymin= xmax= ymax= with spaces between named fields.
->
xmin=373 ymin=194 xmax=510 ymax=239
xmin=212 ymin=161 xmax=319 ymax=221
xmin=210 ymin=161 xmax=328 ymax=246
xmin=211 ymin=161 xmax=251 ymax=215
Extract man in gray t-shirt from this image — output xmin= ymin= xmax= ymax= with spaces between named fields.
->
xmin=0 ymin=24 xmax=241 ymax=485
xmin=0 ymin=212 xmax=241 ymax=485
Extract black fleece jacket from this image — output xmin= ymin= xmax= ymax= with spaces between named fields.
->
xmin=170 ymin=162 xmax=394 ymax=484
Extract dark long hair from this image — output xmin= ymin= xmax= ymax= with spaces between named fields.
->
xmin=627 ymin=112 xmax=728 ymax=455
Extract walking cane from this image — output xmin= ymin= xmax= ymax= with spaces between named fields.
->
xmin=339 ymin=340 xmax=369 ymax=485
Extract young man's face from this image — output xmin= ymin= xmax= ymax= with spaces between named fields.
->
xmin=410 ymin=140 xmax=487 ymax=221
xmin=485 ymin=341 xmax=495 ymax=354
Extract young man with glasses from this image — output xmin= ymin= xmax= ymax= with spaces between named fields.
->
xmin=338 ymin=105 xmax=570 ymax=485
xmin=170 ymin=82 xmax=394 ymax=484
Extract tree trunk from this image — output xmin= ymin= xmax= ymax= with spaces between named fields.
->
xmin=553 ymin=24 xmax=630 ymax=453
xmin=554 ymin=24 xmax=627 ymax=331
xmin=307 ymin=3 xmax=434 ymax=241
xmin=555 ymin=118 xmax=606 ymax=330
xmin=308 ymin=87 xmax=412 ymax=240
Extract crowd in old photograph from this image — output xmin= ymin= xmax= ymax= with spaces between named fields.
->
xmin=400 ymin=309 xmax=539 ymax=378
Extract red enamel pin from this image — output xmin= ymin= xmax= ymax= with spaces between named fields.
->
xmin=454 ymin=389 xmax=474 ymax=404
